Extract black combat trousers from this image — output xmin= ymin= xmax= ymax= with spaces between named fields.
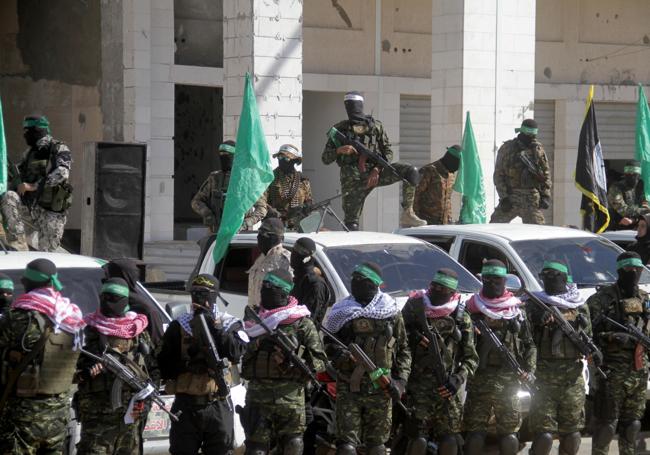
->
xmin=169 ymin=394 xmax=233 ymax=454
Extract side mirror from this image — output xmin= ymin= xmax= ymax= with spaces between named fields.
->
xmin=165 ymin=301 xmax=191 ymax=320
xmin=505 ymin=273 xmax=522 ymax=292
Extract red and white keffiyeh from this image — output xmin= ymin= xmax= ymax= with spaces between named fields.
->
xmin=245 ymin=296 xmax=311 ymax=338
xmin=467 ymin=291 xmax=522 ymax=320
xmin=408 ymin=289 xmax=461 ymax=318
xmin=84 ymin=311 xmax=149 ymax=339
xmin=12 ymin=287 xmax=86 ymax=334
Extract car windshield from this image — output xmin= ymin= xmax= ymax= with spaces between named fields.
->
xmin=510 ymin=237 xmax=650 ymax=286
xmin=3 ymin=267 xmax=105 ymax=314
xmin=324 ymin=242 xmax=481 ymax=295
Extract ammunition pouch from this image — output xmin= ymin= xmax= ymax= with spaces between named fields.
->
xmin=164 ymin=371 xmax=218 ymax=396
xmin=39 ymin=182 xmax=73 ymax=212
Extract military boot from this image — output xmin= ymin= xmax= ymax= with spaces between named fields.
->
xmin=400 ymin=207 xmax=426 ymax=227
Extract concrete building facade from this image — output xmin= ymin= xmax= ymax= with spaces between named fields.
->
xmin=1 ymin=0 xmax=649 ymax=248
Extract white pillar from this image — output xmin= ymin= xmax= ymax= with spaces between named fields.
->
xmin=431 ymin=0 xmax=536 ymax=216
xmin=223 ymin=0 xmax=303 ymax=157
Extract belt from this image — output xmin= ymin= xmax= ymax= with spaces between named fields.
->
xmin=175 ymin=393 xmax=226 ymax=406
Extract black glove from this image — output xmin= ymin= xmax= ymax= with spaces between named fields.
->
xmin=539 ymin=195 xmax=551 ymax=210
xmin=499 ymin=197 xmax=512 ymax=212
xmin=438 ymin=374 xmax=462 ymax=399
xmin=389 ymin=378 xmax=406 ymax=400
xmin=610 ymin=333 xmax=634 ymax=345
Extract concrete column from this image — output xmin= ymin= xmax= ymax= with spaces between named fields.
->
xmin=431 ymin=0 xmax=536 ymax=216
xmin=553 ymin=99 xmax=583 ymax=227
xmin=223 ymin=0 xmax=303 ymax=157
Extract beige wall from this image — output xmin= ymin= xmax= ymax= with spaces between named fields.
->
xmin=536 ymin=0 xmax=650 ymax=85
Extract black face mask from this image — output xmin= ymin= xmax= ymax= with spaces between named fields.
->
xmin=258 ymin=233 xmax=281 ymax=255
xmin=624 ymin=174 xmax=640 ymax=189
xmin=541 ymin=272 xmax=568 ymax=296
xmin=618 ymin=269 xmax=641 ymax=298
xmin=100 ymin=295 xmax=129 ymax=318
xmin=440 ymin=154 xmax=460 ymax=173
xmin=278 ymin=158 xmax=296 ymax=174
xmin=0 ymin=293 xmax=13 ymax=313
xmin=428 ymin=285 xmax=455 ymax=306
xmin=260 ymin=285 xmax=288 ymax=310
xmin=291 ymin=253 xmax=313 ymax=273
xmin=350 ymin=277 xmax=377 ymax=305
xmin=482 ymin=277 xmax=506 ymax=299
xmin=23 ymin=128 xmax=45 ymax=148
xmin=345 ymin=100 xmax=366 ymax=124
xmin=517 ymin=133 xmax=534 ymax=147
xmin=220 ymin=154 xmax=234 ymax=172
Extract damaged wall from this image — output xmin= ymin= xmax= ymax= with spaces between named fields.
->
xmin=174 ymin=0 xmax=223 ymax=67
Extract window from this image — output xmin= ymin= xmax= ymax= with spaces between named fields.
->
xmin=417 ymin=235 xmax=455 ymax=253
xmin=215 ymin=245 xmax=260 ymax=294
xmin=459 ymin=240 xmax=511 ymax=277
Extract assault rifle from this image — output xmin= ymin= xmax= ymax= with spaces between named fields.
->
xmin=523 ymin=290 xmax=606 ymax=378
xmin=518 ymin=150 xmax=546 ymax=184
xmin=474 ymin=319 xmax=537 ymax=393
xmin=328 ymin=127 xmax=420 ymax=186
xmin=595 ymin=314 xmax=650 ymax=350
xmin=414 ymin=300 xmax=448 ymax=390
xmin=288 ymin=193 xmax=348 ymax=233
xmin=195 ymin=312 xmax=232 ymax=409
xmin=80 ymin=348 xmax=181 ymax=422
xmin=320 ymin=325 xmax=410 ymax=415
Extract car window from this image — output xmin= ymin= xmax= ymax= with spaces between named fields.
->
xmin=3 ymin=268 xmax=105 ymax=315
xmin=510 ymin=237 xmax=650 ymax=286
xmin=324 ymin=242 xmax=481 ymax=296
xmin=417 ymin=235 xmax=455 ymax=253
xmin=459 ymin=240 xmax=511 ymax=276
xmin=215 ymin=245 xmax=260 ymax=294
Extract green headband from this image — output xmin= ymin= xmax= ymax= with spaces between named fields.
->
xmin=446 ymin=146 xmax=461 ymax=159
xmin=432 ymin=272 xmax=458 ymax=290
xmin=515 ymin=125 xmax=538 ymax=136
xmin=0 ymin=279 xmax=13 ymax=291
xmin=617 ymin=257 xmax=644 ymax=270
xmin=23 ymin=267 xmax=62 ymax=291
xmin=567 ymin=275 xmax=574 ymax=284
xmin=481 ymin=265 xmax=507 ymax=277
xmin=23 ymin=117 xmax=50 ymax=132
xmin=263 ymin=273 xmax=294 ymax=294
xmin=542 ymin=261 xmax=569 ymax=275
xmin=624 ymin=165 xmax=641 ymax=174
xmin=219 ymin=143 xmax=236 ymax=154
xmin=353 ymin=264 xmax=384 ymax=286
xmin=101 ymin=283 xmax=130 ymax=298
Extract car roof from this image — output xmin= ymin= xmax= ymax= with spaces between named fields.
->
xmin=233 ymin=230 xmax=424 ymax=248
xmin=0 ymin=251 xmax=104 ymax=270
xmin=396 ymin=223 xmax=600 ymax=242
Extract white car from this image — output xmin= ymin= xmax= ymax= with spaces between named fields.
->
xmin=395 ymin=223 xmax=650 ymax=299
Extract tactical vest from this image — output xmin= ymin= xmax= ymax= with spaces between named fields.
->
xmin=333 ymin=121 xmax=382 ymax=170
xmin=15 ymin=313 xmax=80 ymax=396
xmin=164 ymin=328 xmax=219 ymax=396
xmin=241 ymin=321 xmax=306 ymax=382
xmin=21 ymin=142 xmax=73 ymax=212
xmin=410 ymin=314 xmax=462 ymax=378
xmin=502 ymin=139 xmax=543 ymax=191
xmin=534 ymin=307 xmax=582 ymax=360
xmin=78 ymin=334 xmax=139 ymax=395
xmin=475 ymin=316 xmax=523 ymax=370
xmin=336 ymin=317 xmax=396 ymax=373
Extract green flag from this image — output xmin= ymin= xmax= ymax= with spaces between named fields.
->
xmin=0 ymin=95 xmax=7 ymax=195
xmin=636 ymin=83 xmax=650 ymax=202
xmin=212 ymin=73 xmax=274 ymax=264
xmin=453 ymin=112 xmax=486 ymax=223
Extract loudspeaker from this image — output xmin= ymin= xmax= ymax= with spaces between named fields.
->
xmin=81 ymin=142 xmax=146 ymax=259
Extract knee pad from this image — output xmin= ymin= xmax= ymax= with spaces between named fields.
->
xmin=437 ymin=434 xmax=459 ymax=455
xmin=404 ymin=165 xmax=421 ymax=186
xmin=463 ymin=432 xmax=486 ymax=455
xmin=498 ymin=433 xmax=519 ymax=455
xmin=367 ymin=445 xmax=386 ymax=455
xmin=335 ymin=443 xmax=356 ymax=455
xmin=406 ymin=437 xmax=428 ymax=455
xmin=619 ymin=420 xmax=641 ymax=445
xmin=282 ymin=435 xmax=304 ymax=455
xmin=530 ymin=432 xmax=553 ymax=455
xmin=593 ymin=420 xmax=617 ymax=448
xmin=558 ymin=432 xmax=581 ymax=455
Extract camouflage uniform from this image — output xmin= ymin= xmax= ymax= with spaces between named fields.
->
xmin=322 ymin=119 xmax=418 ymax=226
xmin=0 ymin=135 xmax=72 ymax=251
xmin=326 ymin=313 xmax=411 ymax=449
xmin=240 ymin=316 xmax=327 ymax=450
xmin=607 ymin=179 xmax=647 ymax=229
xmin=490 ymin=138 xmax=551 ymax=225
xmin=265 ymin=168 xmax=313 ymax=229
xmin=526 ymin=300 xmax=592 ymax=449
xmin=401 ymin=297 xmax=478 ymax=443
xmin=462 ymin=312 xmax=536 ymax=435
xmin=587 ymin=284 xmax=650 ymax=455
xmin=247 ymin=244 xmax=292 ymax=308
xmin=191 ymin=170 xmax=268 ymax=233
xmin=0 ymin=308 xmax=79 ymax=454
xmin=413 ymin=160 xmax=456 ymax=225
xmin=75 ymin=326 xmax=156 ymax=454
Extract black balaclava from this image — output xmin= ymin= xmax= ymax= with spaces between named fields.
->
xmin=344 ymin=91 xmax=366 ymax=125
xmin=291 ymin=237 xmax=316 ymax=279
xmin=23 ymin=115 xmax=50 ymax=148
xmin=350 ymin=262 xmax=382 ymax=306
xmin=616 ymin=251 xmax=643 ymax=298
xmin=258 ymin=217 xmax=285 ymax=255
xmin=275 ymin=144 xmax=301 ymax=174
xmin=0 ymin=272 xmax=14 ymax=313
xmin=260 ymin=269 xmax=293 ymax=310
xmin=636 ymin=213 xmax=650 ymax=242
xmin=440 ymin=145 xmax=461 ymax=173
xmin=623 ymin=160 xmax=641 ymax=189
xmin=278 ymin=155 xmax=297 ymax=174
xmin=516 ymin=118 xmax=538 ymax=147
xmin=540 ymin=260 xmax=569 ymax=296
xmin=428 ymin=268 xmax=458 ymax=306
xmin=481 ymin=259 xmax=508 ymax=299
xmin=100 ymin=277 xmax=130 ymax=317
xmin=219 ymin=140 xmax=236 ymax=172
xmin=21 ymin=258 xmax=60 ymax=293
xmin=190 ymin=273 xmax=219 ymax=312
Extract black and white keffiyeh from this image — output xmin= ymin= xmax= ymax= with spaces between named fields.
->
xmin=324 ymin=291 xmax=398 ymax=333
xmin=177 ymin=306 xmax=240 ymax=336
xmin=531 ymin=283 xmax=584 ymax=310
